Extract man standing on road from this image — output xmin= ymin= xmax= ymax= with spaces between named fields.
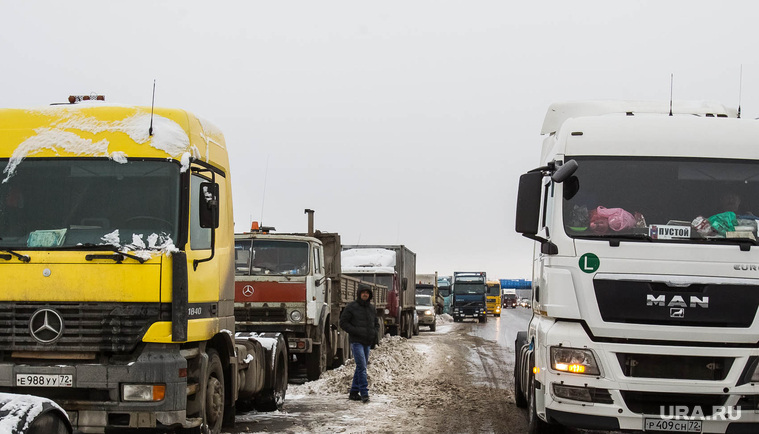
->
xmin=339 ymin=284 xmax=379 ymax=403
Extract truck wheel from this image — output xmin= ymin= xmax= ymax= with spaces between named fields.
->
xmin=429 ymin=322 xmax=436 ymax=332
xmin=413 ymin=321 xmax=420 ymax=336
xmin=204 ymin=349 xmax=225 ymax=434
xmin=255 ymin=335 xmax=289 ymax=412
xmin=26 ymin=411 xmax=70 ymax=434
xmin=514 ymin=331 xmax=528 ymax=408
xmin=479 ymin=315 xmax=488 ymax=323
xmin=528 ymin=374 xmax=562 ymax=434
xmin=333 ymin=331 xmax=349 ymax=368
xmin=306 ymin=340 xmax=327 ymax=381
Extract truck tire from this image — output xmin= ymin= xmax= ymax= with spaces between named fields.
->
xmin=528 ymin=373 xmax=562 ymax=434
xmin=204 ymin=349 xmax=225 ymax=434
xmin=479 ymin=315 xmax=488 ymax=323
xmin=514 ymin=332 xmax=528 ymax=408
xmin=26 ymin=411 xmax=70 ymax=434
xmin=255 ymin=335 xmax=289 ymax=412
xmin=306 ymin=339 xmax=327 ymax=381
xmin=333 ymin=330 xmax=349 ymax=369
xmin=429 ymin=321 xmax=436 ymax=332
xmin=413 ymin=321 xmax=420 ymax=336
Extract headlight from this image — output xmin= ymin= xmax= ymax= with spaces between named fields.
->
xmin=290 ymin=310 xmax=303 ymax=322
xmin=550 ymin=346 xmax=600 ymax=375
xmin=123 ymin=384 xmax=166 ymax=402
xmin=424 ymin=310 xmax=433 ymax=316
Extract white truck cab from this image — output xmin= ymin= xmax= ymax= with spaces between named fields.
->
xmin=514 ymin=101 xmax=759 ymax=433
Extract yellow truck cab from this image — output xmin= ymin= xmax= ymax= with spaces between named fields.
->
xmin=0 ymin=99 xmax=286 ymax=433
xmin=485 ymin=280 xmax=502 ymax=317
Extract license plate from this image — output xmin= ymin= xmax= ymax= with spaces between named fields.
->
xmin=16 ymin=374 xmax=73 ymax=387
xmin=644 ymin=418 xmax=702 ymax=432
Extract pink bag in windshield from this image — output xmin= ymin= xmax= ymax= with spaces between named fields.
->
xmin=592 ymin=206 xmax=637 ymax=232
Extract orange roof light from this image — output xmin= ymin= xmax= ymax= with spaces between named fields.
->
xmin=251 ymin=221 xmax=260 ymax=231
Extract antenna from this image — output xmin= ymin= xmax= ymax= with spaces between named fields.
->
xmin=149 ymin=79 xmax=156 ymax=136
xmin=738 ymin=65 xmax=743 ymax=119
xmin=259 ymin=155 xmax=270 ymax=225
xmin=669 ymin=73 xmax=674 ymax=117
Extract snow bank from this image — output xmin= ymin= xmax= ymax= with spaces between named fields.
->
xmin=290 ymin=335 xmax=427 ymax=396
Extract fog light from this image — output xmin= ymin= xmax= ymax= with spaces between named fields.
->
xmin=123 ymin=384 xmax=165 ymax=402
xmin=552 ymin=384 xmax=592 ymax=402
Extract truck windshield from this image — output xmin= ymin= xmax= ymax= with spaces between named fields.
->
xmin=415 ymin=295 xmax=432 ymax=306
xmin=349 ymin=274 xmax=393 ymax=292
xmin=438 ymin=287 xmax=451 ymax=297
xmin=454 ymin=283 xmax=485 ymax=295
xmin=0 ymin=159 xmax=179 ymax=249
xmin=563 ymin=157 xmax=759 ymax=243
xmin=234 ymin=240 xmax=309 ymax=276
xmin=486 ymin=284 xmax=500 ymax=296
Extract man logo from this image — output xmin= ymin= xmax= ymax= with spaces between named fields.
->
xmin=242 ymin=285 xmax=255 ymax=297
xmin=670 ymin=308 xmax=685 ymax=318
xmin=29 ymin=308 xmax=64 ymax=344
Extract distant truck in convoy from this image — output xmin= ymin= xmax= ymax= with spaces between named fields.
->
xmin=342 ymin=245 xmax=417 ymax=338
xmin=514 ymin=100 xmax=759 ymax=433
xmin=234 ymin=211 xmax=388 ymax=381
xmin=485 ymin=280 xmax=502 ymax=316
xmin=438 ymin=276 xmax=453 ymax=314
xmin=451 ymin=272 xmax=488 ymax=323
xmin=502 ymin=290 xmax=518 ymax=308
xmin=416 ymin=272 xmax=444 ymax=314
xmin=0 ymin=99 xmax=288 ymax=434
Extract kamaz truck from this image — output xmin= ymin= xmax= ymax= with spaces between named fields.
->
xmin=0 ymin=99 xmax=288 ymax=434
xmin=514 ymin=100 xmax=759 ymax=433
xmin=451 ymin=272 xmax=487 ymax=323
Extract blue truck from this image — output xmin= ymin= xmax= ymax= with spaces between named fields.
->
xmin=451 ymin=271 xmax=487 ymax=323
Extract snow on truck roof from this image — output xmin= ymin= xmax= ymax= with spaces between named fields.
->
xmin=541 ymin=100 xmax=736 ymax=135
xmin=0 ymin=102 xmax=228 ymax=180
xmin=341 ymin=248 xmax=396 ymax=274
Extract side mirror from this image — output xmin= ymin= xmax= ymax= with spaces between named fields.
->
xmin=515 ymin=171 xmax=543 ymax=235
xmin=551 ymin=159 xmax=578 ymax=183
xmin=199 ymin=182 xmax=219 ymax=229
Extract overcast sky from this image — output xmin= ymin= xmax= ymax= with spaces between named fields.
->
xmin=1 ymin=1 xmax=758 ymax=280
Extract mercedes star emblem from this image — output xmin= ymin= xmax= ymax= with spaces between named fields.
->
xmin=242 ymin=285 xmax=255 ymax=297
xmin=29 ymin=308 xmax=64 ymax=344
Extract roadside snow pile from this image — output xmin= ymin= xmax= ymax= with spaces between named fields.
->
xmin=290 ymin=335 xmax=427 ymax=396
xmin=437 ymin=313 xmax=453 ymax=324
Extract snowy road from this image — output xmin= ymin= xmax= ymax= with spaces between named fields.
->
xmin=225 ymin=307 xmax=541 ymax=433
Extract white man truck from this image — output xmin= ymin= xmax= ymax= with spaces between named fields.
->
xmin=233 ymin=211 xmax=388 ymax=381
xmin=513 ymin=100 xmax=759 ymax=433
xmin=0 ymin=100 xmax=288 ymax=434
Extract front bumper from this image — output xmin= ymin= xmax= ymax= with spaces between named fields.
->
xmin=0 ymin=344 xmax=187 ymax=432
xmin=418 ymin=315 xmax=436 ymax=325
xmin=534 ymin=322 xmax=759 ymax=433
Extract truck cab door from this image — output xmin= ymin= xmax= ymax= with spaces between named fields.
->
xmin=307 ymin=244 xmax=327 ymax=324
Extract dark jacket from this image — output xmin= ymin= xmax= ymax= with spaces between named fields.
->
xmin=339 ymin=288 xmax=379 ymax=346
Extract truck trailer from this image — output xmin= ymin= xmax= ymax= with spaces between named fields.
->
xmin=0 ymin=99 xmax=288 ymax=434
xmin=514 ymin=100 xmax=759 ymax=433
xmin=342 ymin=245 xmax=416 ymax=338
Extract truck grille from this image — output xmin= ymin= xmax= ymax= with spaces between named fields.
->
xmin=620 ymin=391 xmax=727 ymax=416
xmin=594 ymin=279 xmax=759 ymax=327
xmin=234 ymin=307 xmax=287 ymax=322
xmin=0 ymin=303 xmax=166 ymax=354
xmin=617 ymin=353 xmax=733 ymax=381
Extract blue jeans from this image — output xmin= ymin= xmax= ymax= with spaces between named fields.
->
xmin=350 ymin=342 xmax=371 ymax=396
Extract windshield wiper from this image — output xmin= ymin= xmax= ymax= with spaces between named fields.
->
xmin=81 ymin=244 xmax=147 ymax=264
xmin=0 ymin=249 xmax=31 ymax=262
xmin=590 ymin=233 xmax=652 ymax=247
